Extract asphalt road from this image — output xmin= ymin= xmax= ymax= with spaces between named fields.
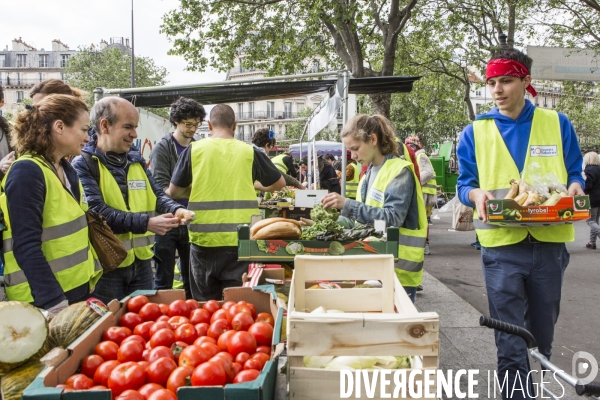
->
xmin=425 ymin=209 xmax=600 ymax=382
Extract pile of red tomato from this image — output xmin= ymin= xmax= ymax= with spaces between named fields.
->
xmin=55 ymin=296 xmax=275 ymax=400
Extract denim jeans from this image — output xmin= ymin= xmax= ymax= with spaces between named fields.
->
xmin=404 ymin=287 xmax=417 ymax=303
xmin=481 ymin=240 xmax=569 ymax=400
xmin=189 ymin=244 xmax=248 ymax=301
xmin=91 ymin=257 xmax=154 ymax=305
xmin=154 ymin=226 xmax=191 ymax=298
xmin=587 ymin=207 xmax=600 ymax=243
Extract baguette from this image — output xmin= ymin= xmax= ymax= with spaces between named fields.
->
xmin=252 ymin=221 xmax=302 ymax=240
xmin=250 ymin=217 xmax=302 ymax=238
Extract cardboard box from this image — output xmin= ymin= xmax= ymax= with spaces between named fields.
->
xmin=286 ymin=255 xmax=439 ymax=400
xmin=24 ymin=288 xmax=285 ymax=400
xmin=294 ymin=190 xmax=328 ymax=208
xmin=258 ymin=206 xmax=312 ymax=221
xmin=487 ymin=195 xmax=590 ymax=226
xmin=242 ymin=267 xmax=286 ymax=287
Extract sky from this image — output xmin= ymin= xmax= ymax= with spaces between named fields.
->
xmin=0 ymin=0 xmax=225 ymax=86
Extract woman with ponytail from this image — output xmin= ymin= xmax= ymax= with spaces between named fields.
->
xmin=1 ymin=94 xmax=101 ymax=316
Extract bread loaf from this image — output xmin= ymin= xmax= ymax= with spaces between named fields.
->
xmin=252 ymin=221 xmax=302 ymax=240
xmin=250 ymin=217 xmax=302 ymax=238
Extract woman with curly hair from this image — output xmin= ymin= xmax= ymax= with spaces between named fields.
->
xmin=321 ymin=114 xmax=428 ymax=302
xmin=1 ymin=94 xmax=101 ymax=315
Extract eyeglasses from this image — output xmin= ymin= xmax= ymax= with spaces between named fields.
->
xmin=182 ymin=121 xmax=201 ymax=129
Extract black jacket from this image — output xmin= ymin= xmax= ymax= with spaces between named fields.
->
xmin=72 ymin=131 xmax=183 ymax=235
xmin=320 ymin=164 xmax=341 ymax=194
xmin=584 ymin=164 xmax=600 ymax=208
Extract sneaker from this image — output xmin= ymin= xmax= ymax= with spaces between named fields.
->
xmin=417 ymin=284 xmax=424 ymax=292
xmin=427 ymin=217 xmax=433 ymax=226
xmin=586 ymin=242 xmax=596 ymax=249
xmin=470 ymin=241 xmax=478 ymax=247
xmin=475 ymin=243 xmax=481 ymax=250
xmin=424 ymin=244 xmax=430 ymax=255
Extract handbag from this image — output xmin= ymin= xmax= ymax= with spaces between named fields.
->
xmin=86 ymin=211 xmax=128 ymax=273
xmin=452 ymin=201 xmax=475 ymax=231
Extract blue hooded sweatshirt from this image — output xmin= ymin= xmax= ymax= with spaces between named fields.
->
xmin=457 ymin=99 xmax=584 ymax=208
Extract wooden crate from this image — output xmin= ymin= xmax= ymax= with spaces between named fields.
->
xmin=287 ymin=255 xmax=440 ymax=400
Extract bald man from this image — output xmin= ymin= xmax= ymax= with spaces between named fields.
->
xmin=73 ymin=97 xmax=192 ymax=304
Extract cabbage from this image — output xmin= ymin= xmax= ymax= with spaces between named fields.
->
xmin=326 ymin=356 xmax=378 ymax=369
xmin=304 ymin=356 xmax=335 ymax=368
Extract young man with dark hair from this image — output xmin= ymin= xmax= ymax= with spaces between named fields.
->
xmin=150 ymin=97 xmax=206 ymax=298
xmin=457 ymin=48 xmax=584 ymax=400
xmin=167 ymin=104 xmax=285 ymax=300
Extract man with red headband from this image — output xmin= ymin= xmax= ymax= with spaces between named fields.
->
xmin=457 ymin=48 xmax=584 ymax=400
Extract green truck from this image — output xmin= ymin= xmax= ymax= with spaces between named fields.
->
xmin=429 ymin=141 xmax=459 ymax=196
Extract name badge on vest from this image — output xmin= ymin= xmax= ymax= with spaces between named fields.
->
xmin=128 ymin=180 xmax=147 ymax=190
xmin=530 ymin=145 xmax=558 ymax=157
xmin=367 ymin=188 xmax=384 ymax=204
xmin=82 ymin=194 xmax=88 ymax=205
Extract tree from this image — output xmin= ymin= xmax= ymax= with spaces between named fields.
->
xmin=161 ymin=0 xmax=421 ymax=117
xmin=284 ymin=107 xmax=340 ymax=143
xmin=534 ymin=0 xmax=600 ymax=49
xmin=65 ymin=46 xmax=168 ymax=116
xmin=555 ymin=81 xmax=600 ymax=147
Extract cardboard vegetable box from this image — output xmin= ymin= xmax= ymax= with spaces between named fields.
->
xmin=486 ymin=195 xmax=590 ymax=226
xmin=23 ymin=287 xmax=284 ymax=400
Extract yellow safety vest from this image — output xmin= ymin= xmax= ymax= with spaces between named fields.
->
xmin=97 ymin=159 xmax=157 ymax=265
xmin=473 ymin=108 xmax=573 ymax=247
xmin=270 ymin=154 xmax=288 ymax=174
xmin=356 ymin=157 xmax=428 ymax=287
xmin=1 ymin=156 xmax=102 ymax=303
xmin=345 ymin=163 xmax=360 ymax=199
xmin=416 ymin=152 xmax=437 ymax=195
xmin=173 ymin=263 xmax=183 ymax=289
xmin=188 ymin=138 xmax=258 ymax=247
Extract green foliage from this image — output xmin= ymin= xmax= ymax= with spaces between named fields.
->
xmin=284 ymin=107 xmax=340 ymax=142
xmin=555 ymin=81 xmax=600 ymax=148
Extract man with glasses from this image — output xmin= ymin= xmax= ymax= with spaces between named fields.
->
xmin=150 ymin=97 xmax=206 ymax=298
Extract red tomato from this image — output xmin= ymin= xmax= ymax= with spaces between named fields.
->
xmin=81 ymin=354 xmax=104 ymax=378
xmin=227 ymin=304 xmax=252 ymax=323
xmin=217 ymin=330 xmax=236 ymax=352
xmin=232 ymin=312 xmax=254 ymax=331
xmin=103 ymin=327 xmax=132 ymax=345
xmin=194 ymin=323 xmax=209 ymax=337
xmin=146 ymin=357 xmax=177 ymax=387
xmin=244 ymin=303 xmax=257 ymax=320
xmin=56 ymin=384 xmax=70 ymax=390
xmin=66 ymin=374 xmax=94 ymax=390
xmin=199 ymin=342 xmax=219 ymax=358
xmin=95 ymin=341 xmax=119 ymax=361
xmin=255 ymin=312 xmax=274 ymax=327
xmin=108 ymin=361 xmax=146 ymax=396
xmin=138 ymin=383 xmax=163 ymax=399
xmin=167 ymin=300 xmax=190 ymax=318
xmin=138 ymin=361 xmax=149 ymax=372
xmin=189 ymin=309 xmax=211 ymax=325
xmin=174 ymin=323 xmax=198 ymax=345
xmin=166 ymin=366 xmax=193 ymax=394
xmin=233 ymin=369 xmax=260 ymax=383
xmin=206 ymin=319 xmax=231 ymax=340
xmin=156 ymin=315 xmax=170 ymax=323
xmin=248 ymin=322 xmax=273 ymax=346
xmin=178 ymin=345 xmax=210 ymax=368
xmin=118 ymin=340 xmax=144 ymax=363
xmin=93 ymin=360 xmax=121 ymax=386
xmin=133 ymin=321 xmax=154 ymax=341
xmin=243 ymin=358 xmax=263 ymax=371
xmin=221 ymin=301 xmax=236 ymax=311
xmin=232 ymin=362 xmax=243 ymax=377
xmin=116 ymin=389 xmax=145 ymax=400
xmin=186 ymin=299 xmax=200 ymax=312
xmin=193 ymin=336 xmax=216 ymax=346
xmin=234 ymin=352 xmax=250 ymax=365
xmin=170 ymin=341 xmax=188 ymax=363
xmin=150 ymin=328 xmax=176 ymax=348
xmin=127 ymin=296 xmax=149 ymax=313
xmin=122 ymin=335 xmax=147 ymax=349
xmin=90 ymin=385 xmax=109 ymax=390
xmin=158 ymin=304 xmax=169 ymax=315
xmin=120 ymin=312 xmax=144 ymax=331
xmin=211 ymin=352 xmax=233 ymax=364
xmin=149 ymin=321 xmax=173 ymax=338
xmin=146 ymin=346 xmax=174 ymax=363
xmin=250 ymin=352 xmax=270 ymax=369
xmin=168 ymin=316 xmax=190 ymax=329
xmin=202 ymin=300 xmax=220 ymax=315
xmin=210 ymin=309 xmax=228 ymax=323
xmin=147 ymin=388 xmax=177 ymax=400
xmin=228 ymin=331 xmax=257 ymax=357
xmin=191 ymin=361 xmax=226 ymax=386
xmin=255 ymin=345 xmax=271 ymax=355
xmin=209 ymin=354 xmax=235 ymax=383
xmin=139 ymin=303 xmax=162 ymax=322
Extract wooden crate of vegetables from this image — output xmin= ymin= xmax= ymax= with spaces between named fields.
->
xmin=487 ymin=178 xmax=590 ymax=226
xmin=286 ymin=255 xmax=439 ymax=400
xmin=238 ymin=206 xmax=399 ymax=262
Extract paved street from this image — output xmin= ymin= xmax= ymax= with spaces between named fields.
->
xmin=424 ymin=208 xmax=600 ymax=383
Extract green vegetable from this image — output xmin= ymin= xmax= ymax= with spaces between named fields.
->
xmin=310 ymin=204 xmax=339 ymax=222
xmin=256 ymin=240 xmax=269 ymax=253
xmin=328 ymin=241 xmax=345 ymax=255
xmin=286 ymin=242 xmax=305 ymax=255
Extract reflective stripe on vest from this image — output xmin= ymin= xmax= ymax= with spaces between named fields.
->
xmin=97 ymin=159 xmax=158 ymax=265
xmin=345 ymin=163 xmax=360 ymax=199
xmin=416 ymin=152 xmax=437 ymax=195
xmin=356 ymin=157 xmax=427 ymax=287
xmin=473 ymin=108 xmax=573 ymax=247
xmin=270 ymin=154 xmax=288 ymax=174
xmin=0 ymin=155 xmax=98 ymax=303
xmin=188 ymin=138 xmax=258 ymax=247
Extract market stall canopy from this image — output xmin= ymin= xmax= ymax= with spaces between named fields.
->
xmin=110 ymin=76 xmax=420 ymax=108
xmin=289 ymin=140 xmax=343 ymax=157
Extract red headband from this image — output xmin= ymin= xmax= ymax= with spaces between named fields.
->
xmin=486 ymin=58 xmax=537 ymax=97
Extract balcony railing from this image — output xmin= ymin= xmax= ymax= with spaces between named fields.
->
xmin=235 ymin=111 xmax=298 ymax=120
xmin=0 ymin=78 xmax=45 ymax=87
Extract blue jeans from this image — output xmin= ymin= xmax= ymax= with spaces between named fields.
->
xmin=481 ymin=239 xmax=569 ymax=400
xmin=91 ymin=257 xmax=154 ymax=305
xmin=154 ymin=226 xmax=191 ymax=298
xmin=404 ymin=287 xmax=417 ymax=303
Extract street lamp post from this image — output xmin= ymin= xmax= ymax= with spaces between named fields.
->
xmin=131 ymin=0 xmax=135 ymax=88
